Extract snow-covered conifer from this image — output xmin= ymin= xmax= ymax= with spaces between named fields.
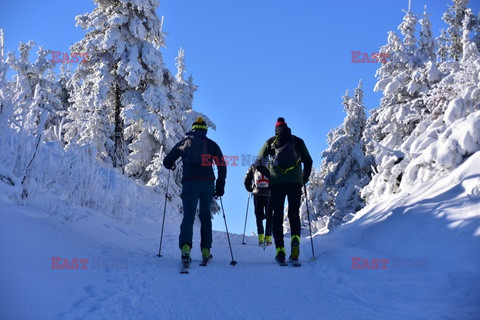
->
xmin=0 ymin=29 xmax=10 ymax=123
xmin=419 ymin=6 xmax=436 ymax=63
xmin=398 ymin=1 xmax=419 ymax=68
xmin=436 ymin=28 xmax=450 ymax=63
xmin=175 ymin=48 xmax=187 ymax=84
xmin=442 ymin=0 xmax=470 ymax=61
xmin=310 ymin=81 xmax=370 ymax=229
xmin=65 ymin=0 xmax=168 ymax=170
xmin=363 ymin=1 xmax=480 ymax=205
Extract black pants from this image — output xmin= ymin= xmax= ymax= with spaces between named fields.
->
xmin=271 ymin=183 xmax=302 ymax=248
xmin=254 ymin=195 xmax=273 ymax=236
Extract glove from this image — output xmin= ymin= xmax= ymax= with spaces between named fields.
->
xmin=245 ymin=184 xmax=253 ymax=193
xmin=214 ymin=180 xmax=225 ymax=199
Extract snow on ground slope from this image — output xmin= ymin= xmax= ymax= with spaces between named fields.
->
xmin=1 ymin=153 xmax=479 ymax=320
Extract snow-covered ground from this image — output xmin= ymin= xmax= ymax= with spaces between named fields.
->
xmin=1 ymin=153 xmax=479 ymax=320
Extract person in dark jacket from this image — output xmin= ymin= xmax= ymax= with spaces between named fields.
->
xmin=254 ymin=117 xmax=312 ymax=263
xmin=163 ymin=117 xmax=226 ymax=263
xmin=244 ymin=165 xmax=273 ymax=246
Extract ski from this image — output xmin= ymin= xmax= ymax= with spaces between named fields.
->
xmin=180 ymin=264 xmax=189 ymax=274
xmin=199 ymin=254 xmax=213 ymax=266
xmin=290 ymin=260 xmax=302 ymax=267
xmin=276 ymin=257 xmax=288 ymax=266
xmin=180 ymin=258 xmax=191 ymax=274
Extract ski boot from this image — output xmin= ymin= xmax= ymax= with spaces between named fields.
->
xmin=258 ymin=234 xmax=265 ymax=246
xmin=181 ymin=244 xmax=191 ymax=264
xmin=201 ymin=248 xmax=211 ymax=261
xmin=275 ymin=247 xmax=287 ymax=264
xmin=265 ymin=235 xmax=272 ymax=246
xmin=290 ymin=235 xmax=300 ymax=261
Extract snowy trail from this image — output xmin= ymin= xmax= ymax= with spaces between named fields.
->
xmin=3 ymin=200 xmax=477 ymax=320
xmin=2 ymin=154 xmax=480 ymax=320
xmin=52 ymin=230 xmax=380 ymax=320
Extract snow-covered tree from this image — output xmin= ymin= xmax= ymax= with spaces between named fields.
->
xmin=419 ymin=6 xmax=436 ymax=63
xmin=436 ymin=28 xmax=450 ymax=63
xmin=0 ymin=29 xmax=5 ymax=91
xmin=175 ymin=48 xmax=187 ymax=84
xmin=375 ymin=5 xmax=420 ymax=102
xmin=368 ymin=4 xmax=439 ymax=158
xmin=174 ymin=47 xmax=198 ymax=114
xmin=0 ymin=28 xmax=15 ymax=187
xmin=397 ymin=23 xmax=480 ymax=192
xmin=364 ymin=5 xmax=433 ymax=203
xmin=64 ymin=0 xmax=168 ymax=170
xmin=0 ymin=39 xmax=65 ymax=199
xmin=398 ymin=1 xmax=418 ymax=68
xmin=363 ymin=5 xmax=480 ymax=205
xmin=368 ymin=31 xmax=406 ymax=159
xmin=7 ymin=44 xmax=60 ymax=136
xmin=0 ymin=29 xmax=10 ymax=123
xmin=39 ymin=63 xmax=73 ymax=144
xmin=442 ymin=0 xmax=472 ymax=61
xmin=308 ymin=81 xmax=371 ymax=230
xmin=64 ymin=0 xmax=212 ymax=198
xmin=375 ymin=32 xmax=406 ymax=92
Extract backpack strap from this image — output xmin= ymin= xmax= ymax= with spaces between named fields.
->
xmin=271 ymin=135 xmax=301 ymax=174
xmin=278 ymin=157 xmax=301 ymax=174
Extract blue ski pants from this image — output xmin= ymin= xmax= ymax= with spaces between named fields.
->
xmin=179 ymin=180 xmax=215 ymax=250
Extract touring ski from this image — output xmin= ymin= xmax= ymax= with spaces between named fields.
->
xmin=290 ymin=259 xmax=302 ymax=267
xmin=180 ymin=264 xmax=189 ymax=274
xmin=276 ymin=257 xmax=288 ymax=266
xmin=199 ymin=254 xmax=213 ymax=266
xmin=180 ymin=258 xmax=191 ymax=274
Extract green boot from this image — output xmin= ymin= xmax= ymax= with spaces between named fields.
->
xmin=181 ymin=244 xmax=191 ymax=263
xmin=275 ymin=247 xmax=286 ymax=263
xmin=201 ymin=248 xmax=211 ymax=261
xmin=290 ymin=235 xmax=300 ymax=261
xmin=258 ymin=234 xmax=265 ymax=246
xmin=265 ymin=235 xmax=272 ymax=246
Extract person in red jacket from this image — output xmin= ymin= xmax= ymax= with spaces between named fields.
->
xmin=244 ymin=165 xmax=273 ymax=246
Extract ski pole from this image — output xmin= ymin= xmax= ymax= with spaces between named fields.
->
xmin=303 ymin=184 xmax=316 ymax=260
xmin=241 ymin=193 xmax=251 ymax=245
xmin=157 ymin=170 xmax=171 ymax=257
xmin=220 ymin=197 xmax=237 ymax=266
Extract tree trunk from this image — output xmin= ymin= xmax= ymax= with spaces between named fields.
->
xmin=113 ymin=84 xmax=124 ymax=172
xmin=21 ymin=104 xmax=48 ymax=198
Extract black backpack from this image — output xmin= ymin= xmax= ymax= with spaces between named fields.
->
xmin=181 ymin=131 xmax=208 ymax=168
xmin=271 ymin=136 xmax=300 ymax=173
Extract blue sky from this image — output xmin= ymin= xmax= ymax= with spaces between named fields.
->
xmin=1 ymin=0 xmax=479 ymax=235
